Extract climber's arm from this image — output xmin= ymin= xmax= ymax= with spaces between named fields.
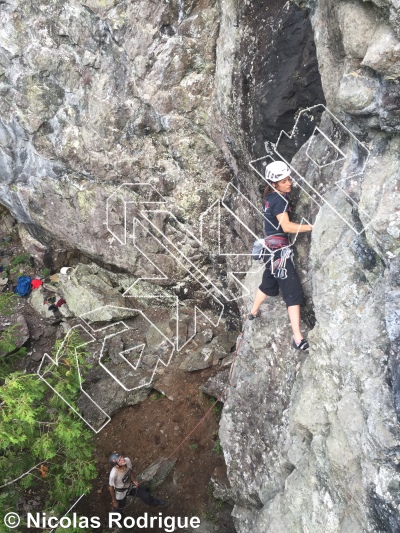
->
xmin=276 ymin=212 xmax=313 ymax=233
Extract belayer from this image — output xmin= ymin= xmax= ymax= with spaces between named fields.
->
xmin=249 ymin=161 xmax=313 ymax=350
xmin=108 ymin=453 xmax=168 ymax=514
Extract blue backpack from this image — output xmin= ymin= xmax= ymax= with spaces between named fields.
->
xmin=14 ymin=276 xmax=32 ymax=297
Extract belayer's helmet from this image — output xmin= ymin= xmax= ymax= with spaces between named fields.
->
xmin=265 ymin=161 xmax=291 ymax=182
xmin=109 ymin=453 xmax=121 ymax=467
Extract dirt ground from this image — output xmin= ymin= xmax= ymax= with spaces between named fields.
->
xmin=78 ymin=364 xmax=235 ymax=533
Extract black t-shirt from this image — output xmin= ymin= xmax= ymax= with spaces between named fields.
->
xmin=263 ymin=192 xmax=293 ymax=236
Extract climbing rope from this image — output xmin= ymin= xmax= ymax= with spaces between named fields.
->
xmin=123 ymin=313 xmax=250 ymax=499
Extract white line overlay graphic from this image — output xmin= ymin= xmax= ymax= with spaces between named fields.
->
xmin=35 ymin=104 xmax=375 ymax=433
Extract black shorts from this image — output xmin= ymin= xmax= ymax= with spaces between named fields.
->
xmin=259 ymin=257 xmax=304 ymax=307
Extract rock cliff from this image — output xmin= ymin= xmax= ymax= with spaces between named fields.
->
xmin=0 ymin=0 xmax=322 ymax=272
xmin=1 ymin=0 xmax=399 ymax=531
xmin=220 ymin=1 xmax=400 ymax=532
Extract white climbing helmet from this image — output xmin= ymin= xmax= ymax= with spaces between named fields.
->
xmin=265 ymin=161 xmax=291 ymax=182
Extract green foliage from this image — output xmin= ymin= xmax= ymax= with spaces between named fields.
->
xmin=211 ymin=399 xmax=223 ymax=417
xmin=10 ymin=253 xmax=31 ymax=267
xmin=213 ymin=438 xmax=223 ymax=455
xmin=0 ymin=331 xmax=96 ymax=524
xmin=0 ymin=292 xmax=17 ymax=316
xmin=189 ymin=443 xmax=199 ymax=451
xmin=41 ymin=267 xmax=51 ymax=278
xmin=0 ymin=322 xmax=25 ymax=351
xmin=0 ymin=236 xmax=12 ymax=246
xmin=203 ymin=509 xmax=219 ymax=524
xmin=204 ymin=487 xmax=224 ymax=525
xmin=151 ymin=391 xmax=165 ymax=401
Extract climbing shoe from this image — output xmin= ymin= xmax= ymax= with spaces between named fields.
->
xmin=248 ymin=311 xmax=261 ymax=321
xmin=292 ymin=338 xmax=309 ymax=351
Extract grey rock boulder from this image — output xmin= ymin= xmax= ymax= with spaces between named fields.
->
xmin=137 ymin=457 xmax=177 ymax=491
xmin=362 ymin=25 xmax=400 ymax=79
xmin=211 ymin=465 xmax=234 ymax=504
xmin=57 ymin=263 xmax=139 ymax=322
xmin=0 ymin=315 xmax=29 ymax=357
xmin=201 ymin=369 xmax=231 ymax=402
xmin=28 ymin=287 xmax=55 ymax=318
xmin=77 ymin=374 xmax=151 ymax=432
xmin=179 ymin=345 xmax=215 ymax=372
xmin=180 ymin=330 xmax=237 ymax=372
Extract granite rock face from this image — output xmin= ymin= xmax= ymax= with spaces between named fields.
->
xmin=219 ymin=0 xmax=400 ymax=532
xmin=0 ymin=0 xmax=227 ymax=270
xmin=0 ymin=0 xmax=322 ymax=275
xmin=0 ymin=0 xmax=322 ymax=452
xmin=222 ymin=165 xmax=400 ymax=531
xmin=308 ymin=0 xmax=400 ymax=133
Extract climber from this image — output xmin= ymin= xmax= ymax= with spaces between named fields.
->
xmin=249 ymin=161 xmax=313 ymax=351
xmin=108 ymin=453 xmax=168 ymax=515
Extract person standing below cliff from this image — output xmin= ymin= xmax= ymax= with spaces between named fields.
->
xmin=249 ymin=161 xmax=313 ymax=351
xmin=109 ymin=453 xmax=168 ymax=514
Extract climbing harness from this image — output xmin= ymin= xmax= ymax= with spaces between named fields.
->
xmin=252 ymin=233 xmax=291 ymax=266
xmin=263 ymin=233 xmax=292 ymax=280
xmin=264 ymin=233 xmax=289 ymax=250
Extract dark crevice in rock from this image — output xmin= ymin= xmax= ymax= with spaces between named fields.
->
xmin=236 ymin=0 xmax=325 ymax=158
xmin=301 ymin=298 xmax=316 ymax=330
xmin=369 ymin=491 xmax=400 ymax=533
xmin=160 ymin=24 xmax=176 ymax=37
xmin=351 ymin=232 xmax=382 ymax=274
xmin=386 ymin=341 xmax=400 ymax=422
xmin=350 ymin=209 xmax=386 ymax=275
xmin=280 ymin=460 xmax=296 ymax=479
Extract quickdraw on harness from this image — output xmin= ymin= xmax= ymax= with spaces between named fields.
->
xmin=264 ymin=234 xmax=292 ymax=280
